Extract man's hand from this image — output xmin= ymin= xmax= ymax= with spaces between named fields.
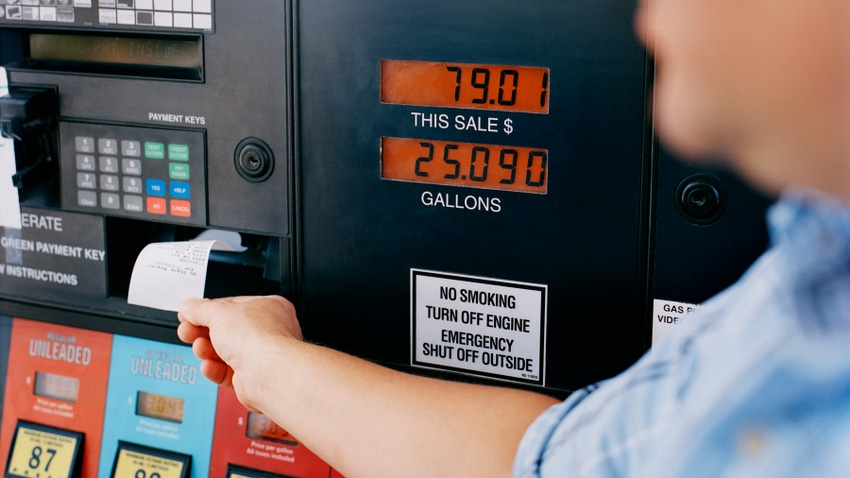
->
xmin=176 ymin=295 xmax=302 ymax=412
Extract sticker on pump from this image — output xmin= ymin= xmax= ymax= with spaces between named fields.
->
xmin=652 ymin=299 xmax=702 ymax=345
xmin=411 ymin=269 xmax=547 ymax=386
xmin=5 ymin=421 xmax=83 ymax=478
xmin=110 ymin=441 xmax=190 ymax=478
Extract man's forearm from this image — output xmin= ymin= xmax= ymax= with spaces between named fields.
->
xmin=254 ymin=336 xmax=559 ymax=478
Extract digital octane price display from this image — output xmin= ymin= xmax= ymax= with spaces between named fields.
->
xmin=381 ymin=59 xmax=550 ymax=114
xmin=135 ymin=391 xmax=185 ymax=424
xmin=381 ymin=137 xmax=548 ymax=194
xmin=34 ymin=371 xmax=80 ymax=403
xmin=245 ymin=412 xmax=299 ymax=447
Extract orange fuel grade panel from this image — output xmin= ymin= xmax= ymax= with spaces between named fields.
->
xmin=209 ymin=388 xmax=333 ymax=478
xmin=0 ymin=318 xmax=113 ymax=478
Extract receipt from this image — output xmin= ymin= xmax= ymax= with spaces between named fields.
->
xmin=0 ymin=66 xmax=23 ymax=229
xmin=128 ymin=240 xmax=235 ymax=312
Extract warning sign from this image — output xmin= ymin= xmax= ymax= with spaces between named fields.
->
xmin=411 ymin=269 xmax=547 ymax=386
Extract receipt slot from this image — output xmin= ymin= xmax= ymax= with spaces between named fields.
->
xmin=0 ymin=318 xmax=113 ymax=477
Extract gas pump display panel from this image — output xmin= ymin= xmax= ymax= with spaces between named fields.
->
xmin=0 ymin=0 xmax=294 ymax=325
xmin=296 ymin=0 xmax=650 ymax=391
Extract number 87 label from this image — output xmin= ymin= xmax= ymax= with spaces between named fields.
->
xmin=6 ymin=422 xmax=82 ymax=478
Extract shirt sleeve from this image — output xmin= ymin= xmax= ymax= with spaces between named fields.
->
xmin=512 ymin=386 xmax=597 ymax=478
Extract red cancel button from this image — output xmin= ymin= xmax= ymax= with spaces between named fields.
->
xmin=170 ymin=200 xmax=192 ymax=217
xmin=169 ymin=199 xmax=192 ymax=217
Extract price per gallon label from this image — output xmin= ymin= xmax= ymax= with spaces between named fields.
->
xmin=112 ymin=445 xmax=189 ymax=478
xmin=6 ymin=422 xmax=82 ymax=478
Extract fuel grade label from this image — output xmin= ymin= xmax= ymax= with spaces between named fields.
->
xmin=411 ymin=269 xmax=547 ymax=386
xmin=5 ymin=422 xmax=83 ymax=478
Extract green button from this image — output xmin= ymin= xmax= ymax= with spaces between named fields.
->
xmin=145 ymin=142 xmax=165 ymax=159
xmin=169 ymin=163 xmax=190 ymax=180
xmin=168 ymin=144 xmax=190 ymax=161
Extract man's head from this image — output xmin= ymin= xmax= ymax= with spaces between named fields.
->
xmin=636 ymin=0 xmax=850 ymax=201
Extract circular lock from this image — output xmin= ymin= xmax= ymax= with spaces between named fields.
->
xmin=234 ymin=137 xmax=274 ymax=182
xmin=674 ymin=173 xmax=728 ymax=225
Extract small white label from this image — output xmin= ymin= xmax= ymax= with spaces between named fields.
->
xmin=652 ymin=298 xmax=701 ymax=345
xmin=411 ymin=269 xmax=547 ymax=385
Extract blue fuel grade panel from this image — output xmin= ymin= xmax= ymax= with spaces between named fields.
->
xmin=99 ymin=335 xmax=219 ymax=478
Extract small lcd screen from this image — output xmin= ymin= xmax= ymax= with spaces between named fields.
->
xmin=245 ymin=412 xmax=298 ymax=447
xmin=28 ymin=33 xmax=203 ymax=79
xmin=33 ymin=372 xmax=80 ymax=403
xmin=381 ymin=60 xmax=550 ymax=114
xmin=135 ymin=391 xmax=185 ymax=424
xmin=382 ymin=137 xmax=548 ymax=194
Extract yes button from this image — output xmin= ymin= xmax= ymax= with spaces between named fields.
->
xmin=146 ymin=179 xmax=167 ymax=196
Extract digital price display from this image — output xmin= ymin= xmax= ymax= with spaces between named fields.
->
xmin=135 ymin=391 xmax=185 ymax=424
xmin=5 ymin=421 xmax=83 ymax=478
xmin=111 ymin=441 xmax=190 ymax=478
xmin=33 ymin=371 xmax=80 ymax=403
xmin=29 ymin=33 xmax=203 ymax=70
xmin=245 ymin=412 xmax=299 ymax=447
xmin=381 ymin=137 xmax=548 ymax=194
xmin=381 ymin=60 xmax=550 ymax=114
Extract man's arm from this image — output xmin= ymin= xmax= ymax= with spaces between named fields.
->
xmin=177 ymin=295 xmax=559 ymax=478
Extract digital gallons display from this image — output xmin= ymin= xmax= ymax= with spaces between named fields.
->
xmin=382 ymin=137 xmax=548 ymax=194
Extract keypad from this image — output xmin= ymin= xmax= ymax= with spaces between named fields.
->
xmin=61 ymin=122 xmax=205 ymax=226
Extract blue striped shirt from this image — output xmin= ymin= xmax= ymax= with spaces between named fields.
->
xmin=514 ymin=190 xmax=850 ymax=477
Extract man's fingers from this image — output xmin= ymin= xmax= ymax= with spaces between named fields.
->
xmin=177 ymin=296 xmax=209 ymax=325
xmin=192 ymin=337 xmax=222 ymax=362
xmin=176 ymin=321 xmax=208 ymax=344
xmin=200 ymin=358 xmax=234 ymax=388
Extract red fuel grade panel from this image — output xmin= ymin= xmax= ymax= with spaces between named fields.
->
xmin=0 ymin=318 xmax=113 ymax=477
xmin=210 ymin=387 xmax=333 ymax=478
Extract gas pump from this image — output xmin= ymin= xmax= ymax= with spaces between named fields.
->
xmin=0 ymin=1 xmax=770 ymax=477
